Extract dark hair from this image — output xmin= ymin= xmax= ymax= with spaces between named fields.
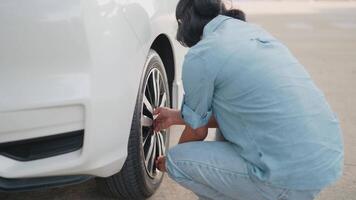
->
xmin=176 ymin=0 xmax=246 ymax=47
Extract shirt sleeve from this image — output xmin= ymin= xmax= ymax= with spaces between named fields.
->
xmin=180 ymin=53 xmax=214 ymax=129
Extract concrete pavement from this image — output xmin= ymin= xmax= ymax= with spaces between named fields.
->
xmin=1 ymin=1 xmax=355 ymax=200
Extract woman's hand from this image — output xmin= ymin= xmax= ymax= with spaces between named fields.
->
xmin=155 ymin=156 xmax=166 ymax=172
xmin=153 ymin=107 xmax=183 ymax=132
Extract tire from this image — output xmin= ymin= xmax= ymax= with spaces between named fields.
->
xmin=96 ymin=50 xmax=171 ymax=199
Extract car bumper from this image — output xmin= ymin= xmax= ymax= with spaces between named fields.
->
xmin=0 ymin=175 xmax=93 ymax=192
xmin=0 ymin=99 xmax=131 ymax=179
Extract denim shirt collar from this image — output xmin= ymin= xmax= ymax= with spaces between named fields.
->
xmin=202 ymin=15 xmax=232 ymax=39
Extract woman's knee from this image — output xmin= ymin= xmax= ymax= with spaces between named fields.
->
xmin=166 ymin=142 xmax=197 ymax=181
xmin=167 ymin=142 xmax=197 ymax=159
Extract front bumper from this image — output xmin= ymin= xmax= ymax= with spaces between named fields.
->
xmin=0 ymin=99 xmax=133 ymax=179
xmin=0 ymin=175 xmax=93 ymax=192
xmin=0 ymin=130 xmax=84 ymax=162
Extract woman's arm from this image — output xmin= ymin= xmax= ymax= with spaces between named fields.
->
xmin=174 ymin=111 xmax=218 ymax=128
xmin=153 ymin=108 xmax=218 ymax=131
xmin=178 ymin=125 xmax=208 ymax=144
xmin=207 ymin=114 xmax=219 ymax=128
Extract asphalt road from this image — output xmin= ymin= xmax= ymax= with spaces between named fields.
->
xmin=1 ymin=1 xmax=356 ymax=200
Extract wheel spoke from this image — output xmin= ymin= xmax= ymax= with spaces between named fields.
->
xmin=145 ymin=135 xmax=155 ymax=164
xmin=157 ymin=132 xmax=166 ymax=155
xmin=149 ymin=134 xmax=157 ymax=173
xmin=152 ymin=70 xmax=157 ymax=106
xmin=156 ymin=133 xmax=162 ymax=156
xmin=146 ymin=79 xmax=155 ymax=108
xmin=153 ymin=70 xmax=161 ymax=107
xmin=156 ymin=71 xmax=161 ymax=107
xmin=143 ymin=94 xmax=153 ymax=113
xmin=143 ymin=132 xmax=150 ymax=147
xmin=159 ymin=92 xmax=167 ymax=108
xmin=141 ymin=115 xmax=153 ymax=127
xmin=145 ymin=134 xmax=156 ymax=173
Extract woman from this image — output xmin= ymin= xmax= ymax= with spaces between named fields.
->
xmin=153 ymin=0 xmax=343 ymax=199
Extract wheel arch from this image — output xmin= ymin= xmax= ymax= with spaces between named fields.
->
xmin=150 ymin=34 xmax=175 ymax=107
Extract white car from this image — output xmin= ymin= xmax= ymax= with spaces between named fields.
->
xmin=0 ymin=0 xmax=185 ymax=198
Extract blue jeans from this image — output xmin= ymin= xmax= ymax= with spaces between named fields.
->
xmin=166 ymin=141 xmax=321 ymax=200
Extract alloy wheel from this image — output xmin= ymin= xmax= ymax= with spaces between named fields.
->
xmin=141 ymin=67 xmax=168 ymax=178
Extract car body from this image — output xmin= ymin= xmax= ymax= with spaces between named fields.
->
xmin=0 ymin=0 xmax=185 ymax=195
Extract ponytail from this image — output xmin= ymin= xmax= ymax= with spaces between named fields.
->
xmin=176 ymin=0 xmax=246 ymax=47
xmin=222 ymin=8 xmax=246 ymax=21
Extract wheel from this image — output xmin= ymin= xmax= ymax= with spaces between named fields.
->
xmin=96 ymin=50 xmax=171 ymax=199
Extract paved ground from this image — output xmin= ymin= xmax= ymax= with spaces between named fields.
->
xmin=1 ymin=1 xmax=355 ymax=200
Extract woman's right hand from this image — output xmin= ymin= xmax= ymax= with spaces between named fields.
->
xmin=153 ymin=107 xmax=183 ymax=132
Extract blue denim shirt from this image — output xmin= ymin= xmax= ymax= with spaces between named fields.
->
xmin=180 ymin=15 xmax=344 ymax=190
